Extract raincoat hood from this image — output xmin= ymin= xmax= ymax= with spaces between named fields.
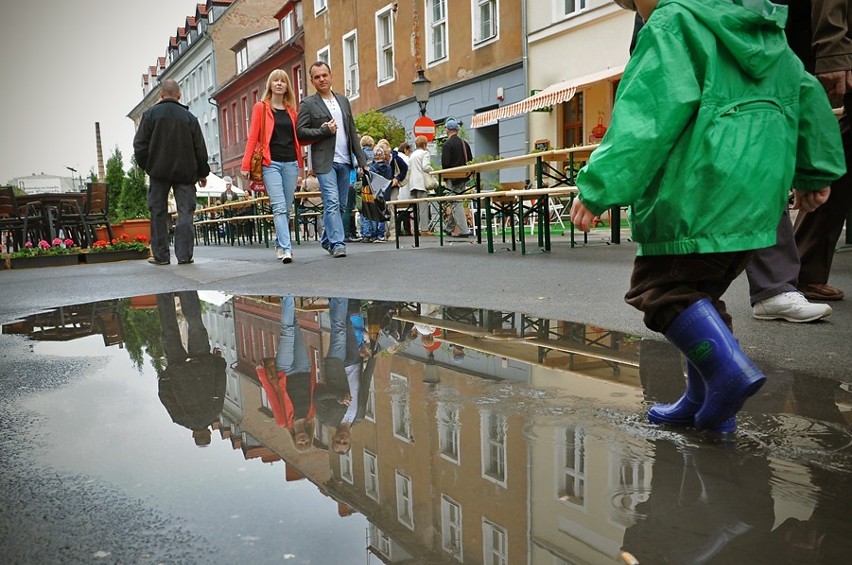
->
xmin=666 ymin=0 xmax=788 ymax=79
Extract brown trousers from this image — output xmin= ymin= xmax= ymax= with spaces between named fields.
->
xmin=625 ymin=251 xmax=754 ymax=334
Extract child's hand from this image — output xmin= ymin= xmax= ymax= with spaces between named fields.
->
xmin=793 ymin=187 xmax=831 ymax=212
xmin=570 ymin=197 xmax=596 ymax=232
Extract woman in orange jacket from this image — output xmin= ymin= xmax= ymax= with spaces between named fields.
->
xmin=241 ymin=69 xmax=304 ymax=264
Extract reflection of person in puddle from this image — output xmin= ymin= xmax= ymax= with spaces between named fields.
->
xmin=256 ymin=296 xmax=316 ymax=451
xmin=156 ymin=291 xmax=226 ymax=447
xmin=621 ymin=440 xmax=775 ymax=564
xmin=315 ymin=298 xmax=371 ymax=454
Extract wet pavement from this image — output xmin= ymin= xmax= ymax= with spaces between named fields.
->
xmin=1 ymin=238 xmax=851 ymax=563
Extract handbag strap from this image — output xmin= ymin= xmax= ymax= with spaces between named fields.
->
xmin=259 ymin=101 xmax=268 ymax=151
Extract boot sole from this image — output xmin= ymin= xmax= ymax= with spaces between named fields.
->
xmin=752 ymin=311 xmax=830 ymax=323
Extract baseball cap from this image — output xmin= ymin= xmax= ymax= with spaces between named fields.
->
xmin=445 ymin=118 xmax=459 ymax=131
xmin=223 ymin=175 xmax=233 ymax=184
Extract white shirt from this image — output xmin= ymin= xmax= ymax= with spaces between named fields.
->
xmin=321 ymin=94 xmax=350 ymax=165
xmin=340 ymin=362 xmax=362 ymax=424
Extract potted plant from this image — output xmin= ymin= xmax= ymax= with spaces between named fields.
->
xmin=8 ymin=237 xmax=81 ymax=269
xmin=95 ymin=149 xmax=151 ymax=241
xmin=81 ymin=233 xmax=150 ymax=263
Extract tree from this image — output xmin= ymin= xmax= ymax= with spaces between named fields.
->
xmin=117 ymin=156 xmax=149 ymax=220
xmin=104 ymin=146 xmax=127 ymax=218
xmin=354 ymin=109 xmax=406 ymax=148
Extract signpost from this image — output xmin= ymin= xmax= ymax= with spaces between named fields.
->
xmin=413 ymin=116 xmax=436 ymax=142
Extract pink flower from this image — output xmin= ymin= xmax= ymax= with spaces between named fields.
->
xmin=52 ymin=237 xmax=63 ymax=246
xmin=38 ymin=240 xmax=51 ymax=249
xmin=64 ymin=238 xmax=75 ymax=247
xmin=24 ymin=241 xmax=33 ymax=248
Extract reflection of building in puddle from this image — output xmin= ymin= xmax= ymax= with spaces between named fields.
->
xmin=2 ymin=300 xmax=124 ymax=347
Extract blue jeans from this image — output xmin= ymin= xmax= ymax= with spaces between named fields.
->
xmin=317 ymin=162 xmax=352 ymax=251
xmin=276 ymin=296 xmax=311 ymax=375
xmin=263 ymin=160 xmax=299 ymax=251
xmin=360 ymin=218 xmax=386 ymax=239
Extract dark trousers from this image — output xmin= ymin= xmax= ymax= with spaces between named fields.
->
xmin=344 ymin=183 xmax=357 ymax=237
xmin=795 ymin=124 xmax=852 ymax=284
xmin=149 ymin=178 xmax=196 ymax=262
xmin=625 ymin=251 xmax=754 ymax=334
xmin=745 ymin=209 xmax=799 ymax=305
xmin=157 ymin=291 xmax=210 ymax=364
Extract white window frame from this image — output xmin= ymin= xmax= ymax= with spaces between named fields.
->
xmin=340 ymin=448 xmax=354 ymax=484
xmin=472 ymin=0 xmax=499 ymax=47
xmin=555 ymin=0 xmax=586 ymax=20
xmin=281 ymin=11 xmax=295 ymax=42
xmin=370 ymin=524 xmax=392 ymax=559
xmin=342 ymin=30 xmax=360 ymax=99
xmin=236 ymin=46 xmax=249 ymax=74
xmin=365 ymin=373 xmax=376 ymax=422
xmin=314 ymin=0 xmax=328 ymax=15
xmin=425 ymin=0 xmax=448 ymax=66
xmin=441 ymin=495 xmax=464 ymax=560
xmin=395 ymin=471 xmax=414 ymax=530
xmin=316 ymin=45 xmax=330 ymax=67
xmin=558 ymin=426 xmax=586 ymax=508
xmin=480 ymin=411 xmax=507 ymax=486
xmin=390 ymin=374 xmax=411 ymax=442
xmin=241 ymin=96 xmax=249 ymax=141
xmin=364 ymin=450 xmax=380 ymax=501
xmin=482 ymin=519 xmax=508 ymax=565
xmin=375 ymin=5 xmax=396 ymax=85
xmin=437 ymin=403 xmax=460 ymax=464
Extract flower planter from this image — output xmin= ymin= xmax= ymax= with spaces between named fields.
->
xmin=10 ymin=254 xmax=80 ymax=269
xmin=129 ymin=294 xmax=158 ymax=309
xmin=96 ymin=219 xmax=151 ymax=242
xmin=81 ymin=249 xmax=150 ymax=263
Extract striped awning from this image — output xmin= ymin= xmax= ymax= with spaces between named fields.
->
xmin=471 ymin=65 xmax=626 ymax=128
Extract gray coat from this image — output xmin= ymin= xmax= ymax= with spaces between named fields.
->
xmin=296 ymin=92 xmax=367 ymax=174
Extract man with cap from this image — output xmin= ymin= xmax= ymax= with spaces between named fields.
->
xmin=440 ymin=118 xmax=472 ymax=237
xmin=220 ymin=176 xmax=238 ymax=203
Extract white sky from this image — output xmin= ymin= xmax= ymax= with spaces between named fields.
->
xmin=0 ymin=0 xmax=202 ymax=184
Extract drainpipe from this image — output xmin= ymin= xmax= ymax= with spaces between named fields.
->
xmin=521 ymin=0 xmax=530 ymax=175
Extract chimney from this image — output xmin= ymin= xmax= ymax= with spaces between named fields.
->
xmin=95 ymin=122 xmax=105 ymax=181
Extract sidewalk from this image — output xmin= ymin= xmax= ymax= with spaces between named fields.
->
xmin=2 ymin=233 xmax=850 ymax=381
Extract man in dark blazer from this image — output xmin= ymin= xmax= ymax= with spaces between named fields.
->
xmin=297 ymin=62 xmax=368 ymax=258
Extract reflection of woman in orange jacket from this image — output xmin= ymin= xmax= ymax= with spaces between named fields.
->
xmin=241 ymin=69 xmax=304 ymax=264
xmin=256 ymin=296 xmax=315 ymax=451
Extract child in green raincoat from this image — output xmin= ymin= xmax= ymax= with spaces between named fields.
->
xmin=570 ymin=0 xmax=846 ymax=433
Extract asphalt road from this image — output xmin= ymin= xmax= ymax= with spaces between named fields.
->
xmin=2 ymin=231 xmax=851 ymax=380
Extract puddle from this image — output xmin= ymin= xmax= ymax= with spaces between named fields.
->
xmin=1 ymin=293 xmax=850 ymax=564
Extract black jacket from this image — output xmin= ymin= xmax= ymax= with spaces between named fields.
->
xmin=134 ymin=99 xmax=210 ymax=184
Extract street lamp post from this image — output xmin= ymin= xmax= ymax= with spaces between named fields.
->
xmin=65 ymin=166 xmax=81 ymax=192
xmin=412 ymin=68 xmax=432 ymax=117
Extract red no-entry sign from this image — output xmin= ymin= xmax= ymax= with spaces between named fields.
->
xmin=413 ymin=116 xmax=436 ymax=142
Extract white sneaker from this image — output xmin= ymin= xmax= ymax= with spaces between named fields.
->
xmin=753 ymin=291 xmax=832 ymax=323
xmin=281 ymin=250 xmax=292 ymax=264
xmin=275 ymin=247 xmax=285 ymax=260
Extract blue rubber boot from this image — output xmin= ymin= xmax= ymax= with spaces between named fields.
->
xmin=648 ymin=363 xmax=736 ymax=433
xmin=665 ymin=299 xmax=765 ymax=431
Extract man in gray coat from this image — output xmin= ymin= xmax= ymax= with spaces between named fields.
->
xmin=297 ymin=62 xmax=368 ymax=258
xmin=134 ymin=79 xmax=209 ymax=265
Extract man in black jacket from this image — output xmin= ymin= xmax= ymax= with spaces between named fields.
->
xmin=134 ymin=79 xmax=209 ymax=265
xmin=440 ymin=119 xmax=472 ymax=237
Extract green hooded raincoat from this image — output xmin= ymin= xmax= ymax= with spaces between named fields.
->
xmin=576 ymin=0 xmax=846 ymax=256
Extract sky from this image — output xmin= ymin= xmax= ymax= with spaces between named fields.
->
xmin=0 ymin=0 xmax=202 ymax=184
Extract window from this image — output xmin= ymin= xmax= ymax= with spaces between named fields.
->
xmin=196 ymin=71 xmax=203 ymax=99
xmin=559 ymin=426 xmax=586 ymax=506
xmin=340 ymin=449 xmax=354 ymax=484
xmin=473 ymin=0 xmax=498 ymax=45
xmin=562 ymin=92 xmax=584 ymax=147
xmin=395 ymin=471 xmax=414 ymax=529
xmin=391 ymin=374 xmax=411 ymax=442
xmin=482 ymin=519 xmax=507 ymax=565
xmin=342 ymin=31 xmax=359 ymax=99
xmin=241 ymin=96 xmax=249 ymax=140
xmin=207 ymin=59 xmax=214 ymax=89
xmin=365 ymin=374 xmax=376 ymax=422
xmin=252 ymin=88 xmax=259 ymax=105
xmin=236 ymin=46 xmax=249 ymax=74
xmin=314 ymin=0 xmax=327 ymax=15
xmin=557 ymin=0 xmax=586 ymax=18
xmin=376 ymin=7 xmax=395 ymax=84
xmin=426 ymin=0 xmax=447 ymax=64
xmin=481 ymin=412 xmax=507 ymax=485
xmin=441 ymin=495 xmax=463 ymax=560
xmin=370 ymin=525 xmax=392 ymax=559
xmin=281 ymin=11 xmax=295 ymax=42
xmin=364 ymin=450 xmax=380 ymax=501
xmin=437 ymin=404 xmax=460 ymax=463
xmin=222 ymin=108 xmax=230 ymax=148
xmin=230 ymin=102 xmax=238 ymax=143
xmin=293 ymin=64 xmax=304 ymax=101
xmin=317 ymin=46 xmax=330 ymax=67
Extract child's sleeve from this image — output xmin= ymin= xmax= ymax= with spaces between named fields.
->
xmin=577 ymin=26 xmax=701 ymax=216
xmin=793 ymin=73 xmax=846 ymax=190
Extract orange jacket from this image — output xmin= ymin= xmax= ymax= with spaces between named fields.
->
xmin=241 ymin=100 xmax=304 ymax=173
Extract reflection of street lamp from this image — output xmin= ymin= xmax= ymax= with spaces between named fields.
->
xmin=423 ymin=351 xmax=440 ymax=385
xmin=412 ymin=68 xmax=432 ymax=117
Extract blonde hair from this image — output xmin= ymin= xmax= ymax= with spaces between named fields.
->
xmin=376 ymin=139 xmax=391 ymax=153
xmin=415 ymin=135 xmax=428 ymax=149
xmin=360 ymin=135 xmax=375 ymax=148
xmin=262 ymin=69 xmax=296 ymax=107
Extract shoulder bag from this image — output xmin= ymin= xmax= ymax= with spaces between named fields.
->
xmin=249 ymin=103 xmax=267 ymax=183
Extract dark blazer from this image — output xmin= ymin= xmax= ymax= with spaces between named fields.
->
xmin=296 ymin=92 xmax=367 ymax=174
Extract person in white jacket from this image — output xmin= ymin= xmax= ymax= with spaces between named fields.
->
xmin=406 ymin=135 xmax=436 ymax=235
